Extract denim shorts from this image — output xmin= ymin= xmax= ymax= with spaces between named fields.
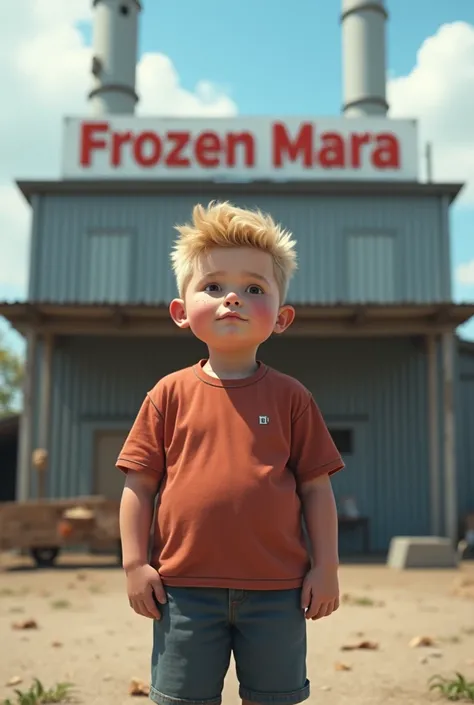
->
xmin=150 ymin=587 xmax=309 ymax=705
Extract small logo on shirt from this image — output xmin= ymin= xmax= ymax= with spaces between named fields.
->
xmin=259 ymin=415 xmax=270 ymax=425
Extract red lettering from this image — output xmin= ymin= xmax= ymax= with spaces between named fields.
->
xmin=166 ymin=132 xmax=190 ymax=167
xmin=350 ymin=133 xmax=371 ymax=168
xmin=133 ymin=131 xmax=161 ymax=167
xmin=195 ymin=131 xmax=221 ymax=167
xmin=112 ymin=131 xmax=132 ymax=166
xmin=80 ymin=121 xmax=108 ymax=166
xmin=273 ymin=122 xmax=312 ymax=167
xmin=372 ymin=133 xmax=400 ymax=169
xmin=318 ymin=132 xmax=345 ymax=168
xmin=226 ymin=132 xmax=255 ymax=167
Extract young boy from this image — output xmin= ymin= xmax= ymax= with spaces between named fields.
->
xmin=116 ymin=201 xmax=344 ymax=705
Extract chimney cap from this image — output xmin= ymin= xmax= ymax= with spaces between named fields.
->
xmin=92 ymin=0 xmax=142 ymax=9
xmin=341 ymin=0 xmax=387 ymax=22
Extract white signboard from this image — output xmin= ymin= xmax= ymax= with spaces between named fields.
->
xmin=62 ymin=116 xmax=418 ymax=181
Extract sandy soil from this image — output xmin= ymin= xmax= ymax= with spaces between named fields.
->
xmin=1 ymin=553 xmax=474 ymax=705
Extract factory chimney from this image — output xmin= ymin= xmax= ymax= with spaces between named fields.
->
xmin=341 ymin=0 xmax=389 ymax=117
xmin=89 ymin=0 xmax=141 ymax=115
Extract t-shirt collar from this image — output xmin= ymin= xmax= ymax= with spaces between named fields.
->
xmin=192 ymin=359 xmax=269 ymax=388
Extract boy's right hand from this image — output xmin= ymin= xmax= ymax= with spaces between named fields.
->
xmin=125 ymin=563 xmax=167 ymax=620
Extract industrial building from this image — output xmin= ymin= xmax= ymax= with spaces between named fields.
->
xmin=1 ymin=0 xmax=474 ymax=554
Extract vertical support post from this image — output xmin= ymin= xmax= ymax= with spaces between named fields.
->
xmin=442 ymin=330 xmax=457 ymax=545
xmin=16 ymin=329 xmax=37 ymax=502
xmin=37 ymin=334 xmax=54 ymax=499
xmin=427 ymin=334 xmax=441 ymax=535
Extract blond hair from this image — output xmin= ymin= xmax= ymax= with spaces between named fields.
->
xmin=170 ymin=201 xmax=297 ymax=301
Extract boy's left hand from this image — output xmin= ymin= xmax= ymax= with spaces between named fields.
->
xmin=301 ymin=566 xmax=339 ymax=620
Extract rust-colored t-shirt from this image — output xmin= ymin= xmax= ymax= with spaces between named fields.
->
xmin=116 ymin=360 xmax=344 ymax=590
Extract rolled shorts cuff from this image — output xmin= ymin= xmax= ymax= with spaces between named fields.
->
xmin=149 ymin=686 xmax=221 ymax=705
xmin=239 ymin=679 xmax=310 ymax=704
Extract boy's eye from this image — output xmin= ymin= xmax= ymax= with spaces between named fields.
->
xmin=247 ymin=285 xmax=264 ymax=295
xmin=204 ymin=283 xmax=221 ymax=292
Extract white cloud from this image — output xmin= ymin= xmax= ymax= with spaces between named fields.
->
xmin=388 ymin=21 xmax=474 ymax=203
xmin=457 ymin=260 xmax=474 ymax=287
xmin=0 ymin=0 xmax=237 ymax=299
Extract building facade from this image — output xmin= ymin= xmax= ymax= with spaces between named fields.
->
xmin=1 ymin=0 xmax=474 ymax=553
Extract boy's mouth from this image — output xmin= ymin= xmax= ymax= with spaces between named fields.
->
xmin=217 ymin=312 xmax=247 ymax=321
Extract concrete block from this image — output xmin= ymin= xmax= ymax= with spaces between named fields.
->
xmin=387 ymin=536 xmax=459 ymax=569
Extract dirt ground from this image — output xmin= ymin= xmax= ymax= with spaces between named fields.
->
xmin=1 ymin=553 xmax=474 ymax=705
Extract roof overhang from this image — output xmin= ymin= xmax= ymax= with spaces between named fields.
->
xmin=1 ymin=301 xmax=474 ymax=338
xmin=15 ymin=178 xmax=464 ymax=204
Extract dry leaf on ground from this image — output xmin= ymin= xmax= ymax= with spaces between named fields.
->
xmin=335 ymin=662 xmax=352 ymax=671
xmin=12 ymin=618 xmax=38 ymax=630
xmin=409 ymin=636 xmax=436 ymax=648
xmin=6 ymin=676 xmax=22 ymax=687
xmin=451 ymin=577 xmax=474 ymax=600
xmin=341 ymin=640 xmax=379 ymax=651
xmin=129 ymin=678 xmax=150 ymax=696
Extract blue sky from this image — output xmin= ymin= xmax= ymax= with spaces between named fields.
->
xmin=2 ymin=0 xmax=474 ymax=351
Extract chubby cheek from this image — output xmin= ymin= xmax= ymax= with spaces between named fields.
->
xmin=186 ymin=297 xmax=216 ymax=334
xmin=249 ymin=297 xmax=279 ymax=328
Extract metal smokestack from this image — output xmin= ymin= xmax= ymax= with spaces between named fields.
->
xmin=341 ymin=0 xmax=389 ymax=117
xmin=89 ymin=0 xmax=141 ymax=115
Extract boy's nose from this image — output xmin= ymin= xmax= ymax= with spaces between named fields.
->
xmin=224 ymin=292 xmax=241 ymax=307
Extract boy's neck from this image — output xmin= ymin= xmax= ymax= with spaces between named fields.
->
xmin=203 ymin=349 xmax=259 ymax=379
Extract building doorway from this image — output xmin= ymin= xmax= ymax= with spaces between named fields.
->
xmin=93 ymin=429 xmax=129 ymax=500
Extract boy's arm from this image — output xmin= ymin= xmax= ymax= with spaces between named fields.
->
xmin=299 ymin=474 xmax=339 ymax=570
xmin=119 ymin=468 xmax=160 ymax=570
xmin=299 ymin=474 xmax=340 ymax=621
xmin=116 ymin=392 xmax=167 ymax=619
xmin=288 ymin=391 xmax=344 ymax=620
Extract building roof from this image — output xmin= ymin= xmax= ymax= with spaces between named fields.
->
xmin=15 ymin=178 xmax=464 ymax=204
xmin=1 ymin=300 xmax=474 ymax=337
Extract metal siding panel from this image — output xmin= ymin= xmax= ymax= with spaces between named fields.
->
xmin=32 ymin=193 xmax=445 ymax=304
xmin=457 ymin=350 xmax=474 ymax=518
xmin=46 ymin=335 xmax=430 ymax=552
xmin=347 ymin=234 xmax=395 ymax=302
xmin=88 ymin=232 xmax=131 ymax=302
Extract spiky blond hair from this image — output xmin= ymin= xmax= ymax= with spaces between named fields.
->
xmin=170 ymin=201 xmax=297 ymax=301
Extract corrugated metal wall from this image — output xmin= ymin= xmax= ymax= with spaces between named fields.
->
xmin=457 ymin=348 xmax=474 ymax=520
xmin=31 ymin=334 xmax=436 ymax=552
xmin=30 ymin=192 xmax=449 ymax=304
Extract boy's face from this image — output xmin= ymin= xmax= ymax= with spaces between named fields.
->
xmin=169 ymin=247 xmax=295 ymax=350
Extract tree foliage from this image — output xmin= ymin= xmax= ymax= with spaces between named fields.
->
xmin=0 ymin=334 xmax=24 ymax=417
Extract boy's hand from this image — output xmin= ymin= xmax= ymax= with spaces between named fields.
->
xmin=125 ymin=563 xmax=167 ymax=620
xmin=301 ymin=566 xmax=339 ymax=620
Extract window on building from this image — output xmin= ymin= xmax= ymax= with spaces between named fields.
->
xmin=88 ymin=230 xmax=131 ymax=302
xmin=328 ymin=428 xmax=354 ymax=455
xmin=347 ymin=232 xmax=395 ymax=302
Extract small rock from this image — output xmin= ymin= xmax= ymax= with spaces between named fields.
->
xmin=341 ymin=640 xmax=379 ymax=651
xmin=129 ymin=678 xmax=149 ymax=696
xmin=6 ymin=676 xmax=22 ymax=687
xmin=320 ymin=686 xmax=332 ymax=692
xmin=12 ymin=618 xmax=38 ymax=630
xmin=335 ymin=662 xmax=352 ymax=671
xmin=409 ymin=636 xmax=436 ymax=648
xmin=51 ymin=641 xmax=63 ymax=648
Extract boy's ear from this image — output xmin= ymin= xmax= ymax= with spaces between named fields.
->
xmin=273 ymin=305 xmax=295 ymax=334
xmin=169 ymin=299 xmax=190 ymax=328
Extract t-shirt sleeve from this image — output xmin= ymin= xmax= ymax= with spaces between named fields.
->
xmin=115 ymin=393 xmax=165 ymax=481
xmin=289 ymin=393 xmax=344 ymax=484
